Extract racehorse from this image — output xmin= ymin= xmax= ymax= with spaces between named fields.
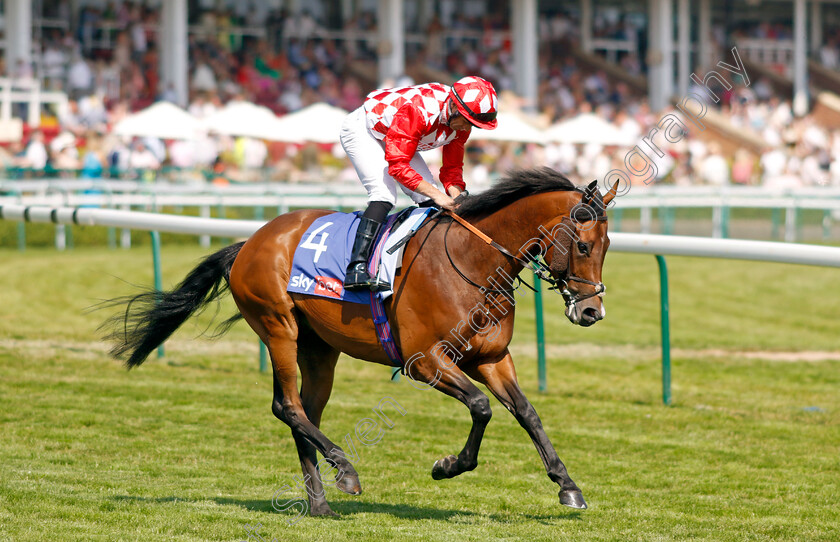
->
xmin=104 ymin=168 xmax=618 ymax=517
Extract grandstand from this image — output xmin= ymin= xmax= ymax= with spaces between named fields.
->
xmin=0 ymin=0 xmax=838 ymax=191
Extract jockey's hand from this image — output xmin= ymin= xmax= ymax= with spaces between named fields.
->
xmin=453 ymin=190 xmax=469 ymax=206
xmin=446 ymin=186 xmax=462 ymax=198
xmin=432 ymin=191 xmax=457 ymax=211
xmin=412 ymin=180 xmax=457 ymax=211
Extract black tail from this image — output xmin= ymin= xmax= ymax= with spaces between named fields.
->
xmin=102 ymin=242 xmax=245 ymax=369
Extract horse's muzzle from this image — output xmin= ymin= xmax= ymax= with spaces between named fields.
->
xmin=565 ymin=298 xmax=605 ymax=326
xmin=578 ymin=306 xmax=603 ymax=327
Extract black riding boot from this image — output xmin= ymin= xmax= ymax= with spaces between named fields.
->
xmin=344 ymin=216 xmax=391 ymax=292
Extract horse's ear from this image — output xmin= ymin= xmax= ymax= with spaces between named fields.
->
xmin=603 ymin=180 xmax=620 ymax=206
xmin=582 ymin=180 xmax=598 ymax=205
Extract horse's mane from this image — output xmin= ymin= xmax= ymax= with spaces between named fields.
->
xmin=457 ymin=167 xmax=580 ymax=218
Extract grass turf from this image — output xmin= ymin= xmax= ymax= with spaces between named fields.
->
xmin=0 ymin=246 xmax=838 ymax=541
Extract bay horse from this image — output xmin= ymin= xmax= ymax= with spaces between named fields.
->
xmin=104 ymin=168 xmax=618 ymax=517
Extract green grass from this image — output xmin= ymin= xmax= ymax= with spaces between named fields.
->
xmin=1 ymin=246 xmax=839 ymax=541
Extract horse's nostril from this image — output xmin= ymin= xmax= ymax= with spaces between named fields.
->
xmin=582 ymin=307 xmax=601 ymax=321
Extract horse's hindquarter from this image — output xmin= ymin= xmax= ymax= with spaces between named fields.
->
xmin=292 ymin=295 xmax=393 ymax=364
xmin=229 ymin=209 xmax=334 ymax=341
xmin=231 ymin=209 xmax=392 ymax=365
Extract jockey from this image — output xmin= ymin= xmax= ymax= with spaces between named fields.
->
xmin=339 ymin=75 xmax=498 ymax=292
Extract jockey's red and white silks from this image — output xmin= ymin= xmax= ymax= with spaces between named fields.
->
xmin=357 ymin=83 xmax=469 ymax=193
xmin=340 ymin=106 xmax=446 ymax=206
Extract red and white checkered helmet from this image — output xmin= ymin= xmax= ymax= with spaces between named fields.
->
xmin=449 ymin=76 xmax=498 ymax=130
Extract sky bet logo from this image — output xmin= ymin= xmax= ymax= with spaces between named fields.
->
xmin=289 ymin=273 xmax=314 ymax=291
xmin=290 ymin=273 xmax=343 ymax=299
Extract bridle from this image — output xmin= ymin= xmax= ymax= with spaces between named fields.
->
xmin=442 ymin=211 xmax=607 ymax=308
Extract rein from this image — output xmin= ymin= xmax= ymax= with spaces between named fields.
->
xmin=443 ymin=210 xmax=606 ymax=307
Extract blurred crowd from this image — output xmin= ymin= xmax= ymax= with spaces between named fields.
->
xmin=3 ymin=1 xmax=840 ymax=190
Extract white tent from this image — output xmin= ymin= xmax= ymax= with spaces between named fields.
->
xmin=272 ymin=103 xmax=350 ymax=144
xmin=469 ymin=112 xmax=546 ymax=144
xmin=202 ymin=101 xmax=284 ymax=140
xmin=113 ymin=102 xmax=203 ymax=140
xmin=544 ymin=113 xmax=635 ymax=146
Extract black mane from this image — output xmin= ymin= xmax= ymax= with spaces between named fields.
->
xmin=456 ymin=167 xmax=580 ymax=218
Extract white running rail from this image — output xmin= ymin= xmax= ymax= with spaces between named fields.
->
xmin=2 ymin=204 xmax=840 ymax=268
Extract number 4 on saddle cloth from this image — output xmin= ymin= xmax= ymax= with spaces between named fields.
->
xmin=287 ymin=207 xmax=435 ymax=368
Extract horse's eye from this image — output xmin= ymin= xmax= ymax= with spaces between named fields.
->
xmin=577 ymin=242 xmax=590 ymax=256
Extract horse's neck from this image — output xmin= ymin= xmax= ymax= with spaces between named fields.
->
xmin=471 ymin=192 xmax=578 ymax=256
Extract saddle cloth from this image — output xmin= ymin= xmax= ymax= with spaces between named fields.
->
xmin=287 ymin=207 xmax=433 ymax=304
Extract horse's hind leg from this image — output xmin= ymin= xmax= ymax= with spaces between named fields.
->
xmin=256 ymin=310 xmax=362 ymax=505
xmin=465 ymin=350 xmax=586 ymax=509
xmin=290 ymin=324 xmax=349 ymax=517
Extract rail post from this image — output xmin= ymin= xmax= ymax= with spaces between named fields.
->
xmin=534 ymin=267 xmax=547 ymax=393
xmin=721 ymin=204 xmax=730 ymax=239
xmin=259 ymin=340 xmax=268 ymax=373
xmin=120 ymin=203 xmax=131 ymax=248
xmin=655 ymin=255 xmax=671 ymax=406
xmin=199 ymin=205 xmax=210 ymax=247
xmin=641 ymin=207 xmax=652 ymax=234
xmin=612 ymin=207 xmax=623 ymax=232
xmin=661 ymin=206 xmax=675 ymax=235
xmin=823 ymin=209 xmax=832 ymax=240
xmin=17 ymin=222 xmax=25 ymax=251
xmin=216 ymin=198 xmax=228 ymax=245
xmin=13 ymin=190 xmax=25 ymax=251
xmin=150 ymin=230 xmax=164 ymax=359
xmin=785 ymin=204 xmax=797 ymax=242
xmin=106 ymin=185 xmax=117 ymax=249
xmin=712 ymin=206 xmax=722 ymax=238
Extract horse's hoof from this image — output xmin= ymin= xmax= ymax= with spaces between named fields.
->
xmin=559 ymin=489 xmax=587 ymax=509
xmin=335 ymin=472 xmax=362 ymax=495
xmin=431 ymin=455 xmax=457 ymax=480
xmin=309 ymin=505 xmax=338 ymax=517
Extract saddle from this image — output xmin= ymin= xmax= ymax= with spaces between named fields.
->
xmin=286 ymin=206 xmax=435 ymax=368
xmin=287 ymin=206 xmax=431 ymax=303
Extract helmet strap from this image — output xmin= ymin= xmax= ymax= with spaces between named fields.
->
xmin=444 ymin=99 xmax=455 ymax=126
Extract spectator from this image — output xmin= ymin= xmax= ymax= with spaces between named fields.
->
xmin=127 ymin=140 xmax=161 ymax=170
xmin=42 ymin=40 xmax=67 ymax=90
xmin=158 ymin=82 xmax=179 ymax=104
xmin=731 ymin=148 xmax=756 ymax=185
xmin=130 ymin=15 xmax=147 ymax=61
xmin=192 ymin=54 xmax=218 ymax=92
xmin=77 ymin=95 xmax=108 ymax=131
xmin=80 ymin=134 xmax=106 ymax=179
xmin=13 ymin=58 xmax=34 ymax=80
xmin=52 ymin=135 xmax=81 ymax=173
xmin=67 ymin=54 xmax=94 ymax=100
xmin=21 ymin=130 xmax=48 ymax=170
xmin=700 ymin=142 xmax=730 ymax=185
xmin=760 ymin=146 xmax=788 ymax=184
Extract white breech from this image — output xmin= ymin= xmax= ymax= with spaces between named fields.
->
xmin=340 ymin=106 xmax=444 ymax=206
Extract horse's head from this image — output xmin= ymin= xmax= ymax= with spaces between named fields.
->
xmin=543 ymin=180 xmax=617 ymax=327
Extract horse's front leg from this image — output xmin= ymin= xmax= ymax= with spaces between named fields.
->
xmin=466 ymin=350 xmax=587 ymax=509
xmin=406 ymin=354 xmax=492 ymax=480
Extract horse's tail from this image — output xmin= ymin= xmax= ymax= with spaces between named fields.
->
xmin=102 ymin=241 xmax=245 ymax=369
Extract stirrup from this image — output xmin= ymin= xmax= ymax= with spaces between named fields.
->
xmin=345 ymin=275 xmax=392 ymax=293
xmin=344 ymin=264 xmax=392 ymax=292
xmin=344 ymin=262 xmax=372 ymax=291
xmin=369 ymin=277 xmax=392 ymax=292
